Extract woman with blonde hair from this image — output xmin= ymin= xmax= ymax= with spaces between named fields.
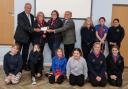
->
xmin=81 ymin=17 xmax=96 ymax=59
xmin=48 ymin=48 xmax=67 ymax=84
xmin=32 ymin=11 xmax=47 ymax=53
xmin=87 ymin=42 xmax=107 ymax=87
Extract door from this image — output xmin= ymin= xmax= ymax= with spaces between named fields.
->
xmin=0 ymin=0 xmax=14 ymax=45
xmin=111 ymin=4 xmax=128 ymax=67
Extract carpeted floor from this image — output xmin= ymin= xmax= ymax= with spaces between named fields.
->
xmin=0 ymin=67 xmax=128 ymax=89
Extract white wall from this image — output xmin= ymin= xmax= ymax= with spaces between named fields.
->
xmin=92 ymin=0 xmax=128 ymax=26
xmin=14 ymin=0 xmax=34 ymax=30
xmin=0 ymin=0 xmax=128 ymax=64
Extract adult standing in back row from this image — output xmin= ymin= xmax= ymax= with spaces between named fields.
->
xmin=47 ymin=10 xmax=63 ymax=58
xmin=81 ymin=17 xmax=96 ymax=59
xmin=14 ymin=3 xmax=40 ymax=70
xmin=107 ymin=18 xmax=125 ymax=53
xmin=47 ymin=11 xmax=76 ymax=59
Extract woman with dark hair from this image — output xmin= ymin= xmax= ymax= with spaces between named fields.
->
xmin=106 ymin=45 xmax=124 ymax=87
xmin=107 ymin=18 xmax=125 ymax=52
xmin=81 ymin=17 xmax=96 ymax=59
xmin=87 ymin=42 xmax=107 ymax=87
xmin=66 ymin=48 xmax=88 ymax=86
xmin=95 ymin=17 xmax=109 ymax=53
xmin=47 ymin=10 xmax=63 ymax=58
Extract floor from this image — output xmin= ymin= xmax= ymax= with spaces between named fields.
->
xmin=0 ymin=67 xmax=128 ymax=89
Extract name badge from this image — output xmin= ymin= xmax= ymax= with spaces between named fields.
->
xmin=100 ymin=61 xmax=103 ymax=64
xmin=92 ymin=59 xmax=95 ymax=62
xmin=116 ymin=29 xmax=120 ymax=32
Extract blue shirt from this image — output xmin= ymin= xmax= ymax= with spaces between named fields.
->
xmin=95 ymin=24 xmax=108 ymax=39
xmin=52 ymin=56 xmax=67 ymax=75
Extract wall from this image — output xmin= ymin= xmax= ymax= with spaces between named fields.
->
xmin=0 ymin=0 xmax=128 ymax=64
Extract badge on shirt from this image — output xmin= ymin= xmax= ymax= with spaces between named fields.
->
xmin=92 ymin=59 xmax=95 ymax=62
xmin=118 ymin=60 xmax=121 ymax=64
xmin=103 ymin=29 xmax=106 ymax=32
xmin=100 ymin=60 xmax=103 ymax=64
xmin=116 ymin=29 xmax=120 ymax=32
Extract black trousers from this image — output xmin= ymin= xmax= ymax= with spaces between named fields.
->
xmin=69 ymin=74 xmax=85 ymax=86
xmin=32 ymin=41 xmax=44 ymax=70
xmin=15 ymin=41 xmax=30 ymax=69
xmin=81 ymin=43 xmax=93 ymax=59
xmin=48 ymin=75 xmax=64 ymax=84
xmin=89 ymin=74 xmax=107 ymax=87
xmin=108 ymin=75 xmax=122 ymax=87
xmin=30 ymin=61 xmax=43 ymax=77
xmin=64 ymin=44 xmax=74 ymax=60
xmin=48 ymin=38 xmax=61 ymax=58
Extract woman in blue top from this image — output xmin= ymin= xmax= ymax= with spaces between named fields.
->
xmin=95 ymin=17 xmax=108 ymax=53
xmin=48 ymin=48 xmax=67 ymax=84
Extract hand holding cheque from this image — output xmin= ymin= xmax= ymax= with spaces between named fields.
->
xmin=46 ymin=29 xmax=55 ymax=33
xmin=34 ymin=27 xmax=49 ymax=32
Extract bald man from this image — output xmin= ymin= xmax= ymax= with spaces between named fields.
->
xmin=14 ymin=3 xmax=40 ymax=71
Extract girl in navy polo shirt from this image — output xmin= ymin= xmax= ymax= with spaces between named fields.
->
xmin=87 ymin=42 xmax=107 ymax=87
xmin=3 ymin=44 xmax=22 ymax=84
xmin=106 ymin=45 xmax=124 ymax=87
xmin=28 ymin=44 xmax=43 ymax=85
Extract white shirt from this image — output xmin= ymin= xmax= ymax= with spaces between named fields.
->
xmin=26 ymin=13 xmax=31 ymax=25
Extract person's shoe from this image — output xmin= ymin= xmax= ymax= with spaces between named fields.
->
xmin=36 ymin=73 xmax=41 ymax=78
xmin=25 ymin=66 xmax=30 ymax=71
xmin=16 ymin=72 xmax=22 ymax=80
xmin=32 ymin=77 xmax=36 ymax=85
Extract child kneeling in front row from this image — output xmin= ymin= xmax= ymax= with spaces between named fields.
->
xmin=48 ymin=48 xmax=67 ymax=84
xmin=28 ymin=44 xmax=43 ymax=85
xmin=3 ymin=44 xmax=22 ymax=85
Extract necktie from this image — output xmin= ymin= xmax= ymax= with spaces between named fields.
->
xmin=113 ymin=56 xmax=117 ymax=64
xmin=27 ymin=14 xmax=31 ymax=26
xmin=99 ymin=25 xmax=103 ymax=37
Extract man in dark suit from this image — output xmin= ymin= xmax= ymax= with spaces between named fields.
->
xmin=14 ymin=3 xmax=40 ymax=70
xmin=47 ymin=11 xmax=76 ymax=59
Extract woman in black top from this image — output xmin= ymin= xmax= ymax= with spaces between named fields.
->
xmin=81 ymin=17 xmax=95 ymax=59
xmin=47 ymin=10 xmax=63 ymax=58
xmin=32 ymin=12 xmax=47 ymax=53
xmin=106 ymin=45 xmax=124 ymax=87
xmin=107 ymin=18 xmax=125 ymax=52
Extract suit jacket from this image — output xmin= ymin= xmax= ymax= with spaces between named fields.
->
xmin=55 ymin=19 xmax=76 ymax=45
xmin=14 ymin=11 xmax=34 ymax=43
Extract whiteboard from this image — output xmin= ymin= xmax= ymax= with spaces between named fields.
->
xmin=36 ymin=0 xmax=92 ymax=18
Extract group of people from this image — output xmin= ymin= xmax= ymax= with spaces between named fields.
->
xmin=3 ymin=3 xmax=125 ymax=87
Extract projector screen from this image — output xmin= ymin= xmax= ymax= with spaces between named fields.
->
xmin=36 ymin=0 xmax=92 ymax=19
